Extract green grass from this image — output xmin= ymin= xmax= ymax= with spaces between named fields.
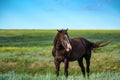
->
xmin=0 ymin=30 xmax=120 ymax=47
xmin=0 ymin=30 xmax=120 ymax=79
xmin=0 ymin=71 xmax=120 ymax=80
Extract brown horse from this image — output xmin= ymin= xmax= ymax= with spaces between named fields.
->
xmin=52 ymin=29 xmax=109 ymax=77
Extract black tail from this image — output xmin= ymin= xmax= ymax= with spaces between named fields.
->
xmin=92 ymin=40 xmax=111 ymax=49
xmin=80 ymin=38 xmax=111 ymax=51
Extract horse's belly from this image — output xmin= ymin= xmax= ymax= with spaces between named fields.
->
xmin=68 ymin=52 xmax=84 ymax=61
xmin=68 ymin=48 xmax=85 ymax=61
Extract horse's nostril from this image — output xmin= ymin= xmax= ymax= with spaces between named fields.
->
xmin=66 ymin=49 xmax=69 ymax=52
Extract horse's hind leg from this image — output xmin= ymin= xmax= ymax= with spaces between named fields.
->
xmin=78 ymin=58 xmax=85 ymax=77
xmin=84 ymin=53 xmax=91 ymax=77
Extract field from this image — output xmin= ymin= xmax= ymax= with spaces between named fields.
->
xmin=0 ymin=30 xmax=120 ymax=80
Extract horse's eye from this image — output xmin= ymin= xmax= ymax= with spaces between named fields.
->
xmin=64 ymin=34 xmax=67 ymax=37
xmin=65 ymin=33 xmax=67 ymax=35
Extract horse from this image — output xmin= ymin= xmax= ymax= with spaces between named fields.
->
xmin=52 ymin=29 xmax=109 ymax=78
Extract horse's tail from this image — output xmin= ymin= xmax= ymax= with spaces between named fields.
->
xmin=92 ymin=40 xmax=111 ymax=49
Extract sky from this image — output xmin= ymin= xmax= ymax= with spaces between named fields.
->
xmin=0 ymin=0 xmax=120 ymax=29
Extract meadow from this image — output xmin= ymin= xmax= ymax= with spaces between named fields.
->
xmin=0 ymin=30 xmax=120 ymax=80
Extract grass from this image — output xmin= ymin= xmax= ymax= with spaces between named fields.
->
xmin=0 ymin=71 xmax=120 ymax=80
xmin=0 ymin=30 xmax=120 ymax=79
xmin=0 ymin=30 xmax=120 ymax=47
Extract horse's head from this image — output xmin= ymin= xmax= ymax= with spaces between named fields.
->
xmin=54 ymin=29 xmax=72 ymax=52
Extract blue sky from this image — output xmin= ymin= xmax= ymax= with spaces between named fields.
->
xmin=0 ymin=0 xmax=120 ymax=29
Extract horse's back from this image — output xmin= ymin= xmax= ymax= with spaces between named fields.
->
xmin=72 ymin=37 xmax=93 ymax=49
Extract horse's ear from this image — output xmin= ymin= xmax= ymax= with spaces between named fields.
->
xmin=57 ymin=29 xmax=61 ymax=32
xmin=66 ymin=28 xmax=68 ymax=31
xmin=57 ymin=29 xmax=59 ymax=32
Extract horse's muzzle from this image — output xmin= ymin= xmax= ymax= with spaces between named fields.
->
xmin=66 ymin=44 xmax=72 ymax=52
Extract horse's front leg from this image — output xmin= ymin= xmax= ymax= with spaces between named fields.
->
xmin=64 ymin=59 xmax=69 ymax=78
xmin=54 ymin=58 xmax=61 ymax=77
